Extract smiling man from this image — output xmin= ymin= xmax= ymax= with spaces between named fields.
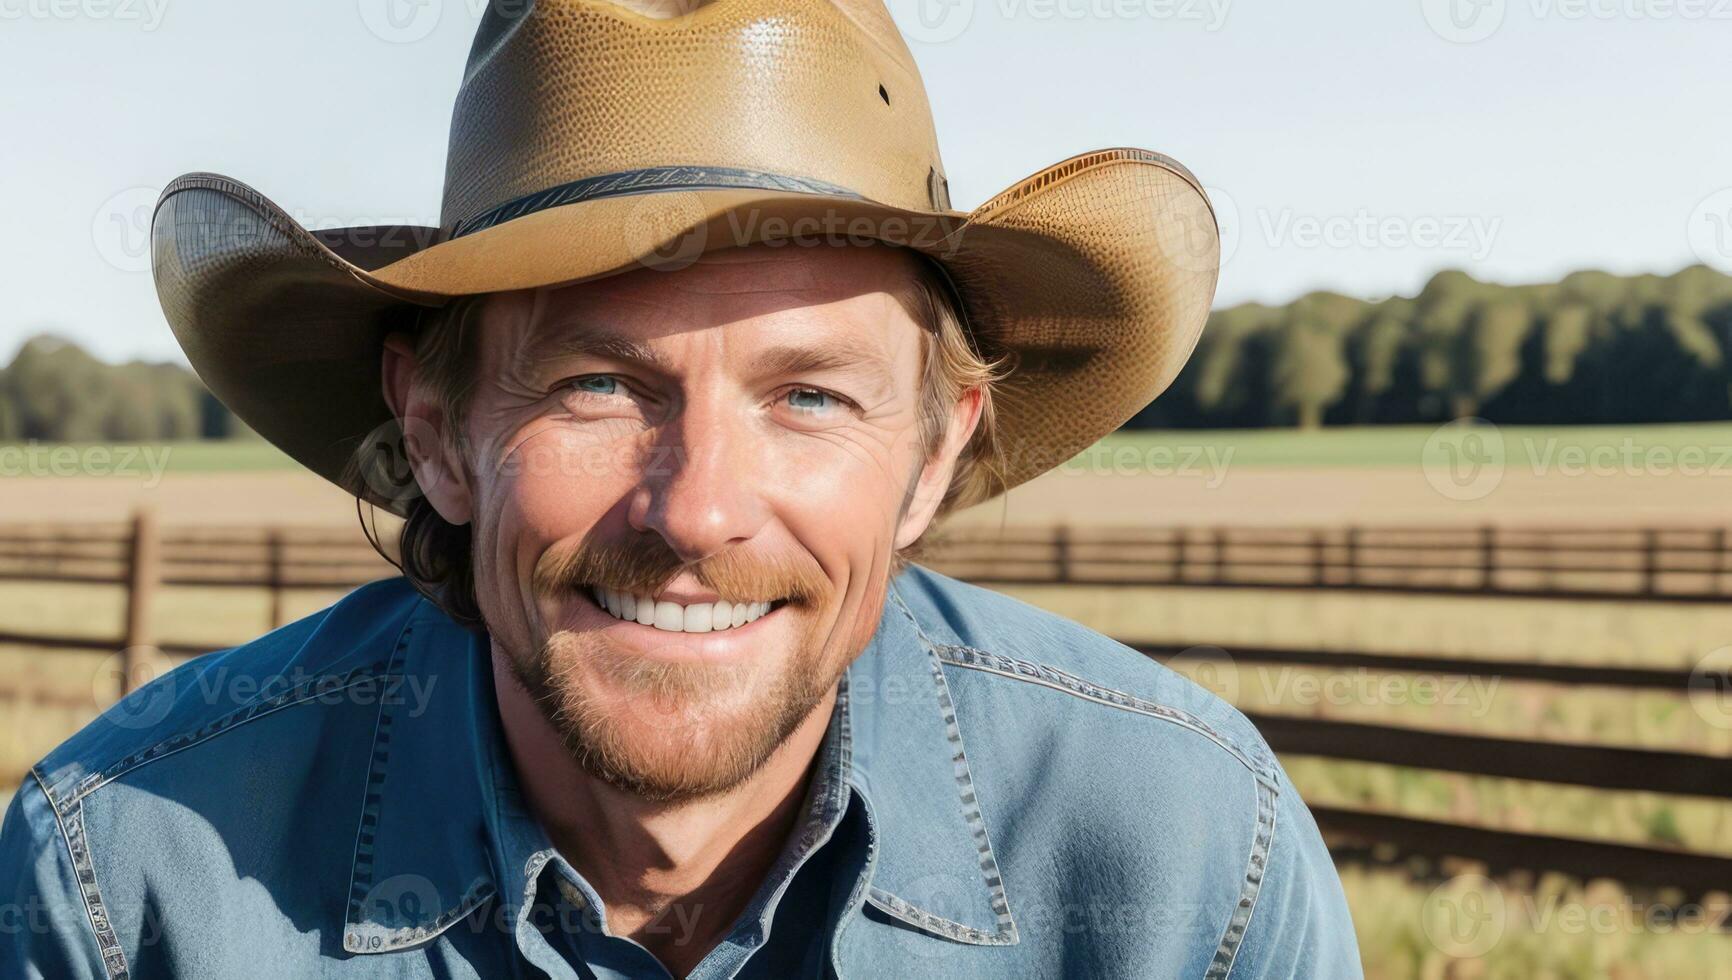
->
xmin=0 ymin=0 xmax=1360 ymax=977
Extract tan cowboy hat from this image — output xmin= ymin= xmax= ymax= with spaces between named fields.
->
xmin=151 ymin=0 xmax=1219 ymax=517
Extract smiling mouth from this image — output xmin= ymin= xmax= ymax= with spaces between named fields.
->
xmin=585 ymin=586 xmax=785 ymax=634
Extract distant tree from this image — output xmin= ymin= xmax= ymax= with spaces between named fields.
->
xmin=1269 ymin=313 xmax=1348 ymax=429
xmin=1348 ymin=309 xmax=1408 ymax=422
xmin=1540 ymin=303 xmax=1595 ymax=385
xmin=1449 ymin=300 xmax=1532 ymax=417
xmin=6 ymin=336 xmax=110 ymax=441
xmin=0 ymin=334 xmax=237 ymax=442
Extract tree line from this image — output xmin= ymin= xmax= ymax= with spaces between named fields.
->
xmin=5 ymin=264 xmax=1732 ymax=441
xmin=1136 ymin=263 xmax=1732 ymax=429
xmin=0 ymin=335 xmax=242 ymax=442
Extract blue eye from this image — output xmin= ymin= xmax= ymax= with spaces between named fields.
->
xmin=785 ymin=388 xmax=835 ymax=413
xmin=570 ymin=375 xmax=619 ymax=396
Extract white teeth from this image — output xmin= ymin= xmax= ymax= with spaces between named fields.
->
xmin=590 ymin=588 xmax=776 ymax=633
xmin=653 ymin=600 xmax=683 ymax=632
xmin=685 ymin=603 xmax=713 ymax=633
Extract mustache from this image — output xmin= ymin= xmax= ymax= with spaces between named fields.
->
xmin=531 ymin=534 xmax=829 ymax=606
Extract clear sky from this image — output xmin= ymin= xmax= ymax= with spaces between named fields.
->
xmin=2 ymin=0 xmax=1728 ymax=365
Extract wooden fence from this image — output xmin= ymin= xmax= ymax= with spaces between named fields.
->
xmin=923 ymin=523 xmax=1732 ymax=601
xmin=4 ymin=515 xmax=1732 ymax=894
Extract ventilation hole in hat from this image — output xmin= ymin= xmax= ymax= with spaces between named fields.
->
xmin=878 ymin=84 xmax=890 ymax=105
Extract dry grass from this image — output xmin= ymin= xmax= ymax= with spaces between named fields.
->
xmin=5 ymin=582 xmax=1730 ymax=976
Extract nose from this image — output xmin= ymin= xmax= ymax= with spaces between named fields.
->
xmin=626 ymin=408 xmax=771 ymax=563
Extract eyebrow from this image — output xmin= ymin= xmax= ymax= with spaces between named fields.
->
xmin=514 ymin=325 xmax=672 ymax=379
xmin=749 ymin=335 xmax=895 ymax=384
xmin=517 ymin=322 xmax=896 ymax=389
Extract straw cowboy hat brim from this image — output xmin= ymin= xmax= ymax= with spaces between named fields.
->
xmin=150 ymin=0 xmax=1220 ymax=518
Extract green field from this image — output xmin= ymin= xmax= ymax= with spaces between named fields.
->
xmin=1090 ymin=421 xmax=1732 ymax=468
xmin=9 ymin=422 xmax=1732 ymax=477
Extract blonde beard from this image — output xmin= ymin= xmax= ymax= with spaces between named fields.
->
xmin=509 ymin=618 xmax=845 ymax=803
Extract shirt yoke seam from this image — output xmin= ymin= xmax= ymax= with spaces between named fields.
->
xmin=932 ymin=647 xmax=1278 ymax=785
xmin=887 ymin=582 xmax=1277 ymax=784
xmin=1209 ymin=777 xmax=1279 ymax=979
xmin=29 ymin=768 xmax=130 ymax=979
xmin=43 ymin=612 xmax=415 ymax=814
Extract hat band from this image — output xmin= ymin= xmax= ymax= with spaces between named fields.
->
xmin=446 ymin=165 xmax=865 ymax=241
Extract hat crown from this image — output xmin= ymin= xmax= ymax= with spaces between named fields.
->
xmin=441 ymin=0 xmax=950 ymax=230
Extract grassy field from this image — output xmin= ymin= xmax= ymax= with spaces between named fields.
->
xmin=1090 ymin=421 xmax=1732 ymax=467
xmin=0 ymin=437 xmax=296 ymax=474
xmin=10 ymin=421 xmax=1732 ymax=473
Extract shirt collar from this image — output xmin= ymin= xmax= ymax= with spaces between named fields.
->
xmin=341 ymin=571 xmax=1018 ymax=954
xmin=841 ymin=577 xmax=1020 ymax=946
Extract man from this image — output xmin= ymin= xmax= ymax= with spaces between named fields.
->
xmin=2 ymin=0 xmax=1360 ymax=976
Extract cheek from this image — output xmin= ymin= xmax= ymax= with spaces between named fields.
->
xmin=484 ymin=424 xmax=637 ymax=534
xmin=767 ymin=436 xmax=912 ymax=609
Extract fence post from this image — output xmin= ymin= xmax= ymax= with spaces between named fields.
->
xmin=1344 ymin=527 xmax=1360 ymax=587
xmin=1053 ymin=525 xmax=1072 ymax=583
xmin=1642 ymin=529 xmax=1659 ymax=597
xmin=1479 ymin=525 xmax=1497 ymax=593
xmin=121 ymin=508 xmax=161 ymax=695
xmin=1312 ymin=528 xmax=1328 ymax=586
xmin=1714 ymin=528 xmax=1727 ymax=597
xmin=1212 ymin=527 xmax=1228 ymax=585
xmin=266 ymin=529 xmax=284 ymax=630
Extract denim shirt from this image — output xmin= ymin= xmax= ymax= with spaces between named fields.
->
xmin=1 ymin=566 xmax=1362 ymax=978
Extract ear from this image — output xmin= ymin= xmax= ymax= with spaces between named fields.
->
xmin=893 ymin=386 xmax=985 ymax=551
xmin=380 ymin=333 xmax=474 ymax=525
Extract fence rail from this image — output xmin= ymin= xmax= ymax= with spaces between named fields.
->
xmin=4 ymin=515 xmax=1732 ymax=893
xmin=923 ymin=523 xmax=1732 ymax=601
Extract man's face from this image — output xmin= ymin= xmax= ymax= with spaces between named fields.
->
xmin=398 ymin=244 xmax=976 ymax=802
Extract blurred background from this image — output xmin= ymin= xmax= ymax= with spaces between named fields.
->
xmin=3 ymin=1 xmax=1732 ymax=976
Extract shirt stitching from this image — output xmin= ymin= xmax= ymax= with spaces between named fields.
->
xmin=30 ymin=770 xmax=130 ymax=980
xmin=46 ymin=661 xmax=398 ymax=813
xmin=935 ymin=646 xmax=1278 ymax=786
xmin=1207 ymin=777 xmax=1279 ymax=979
xmin=862 ymin=586 xmax=1018 ymax=947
